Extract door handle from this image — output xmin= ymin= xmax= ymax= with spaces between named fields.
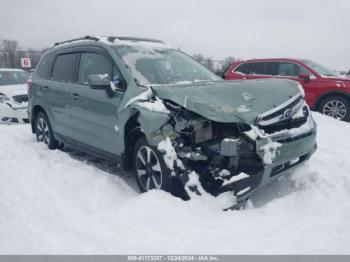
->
xmin=71 ymin=93 xmax=81 ymax=102
xmin=40 ymin=86 xmax=49 ymax=93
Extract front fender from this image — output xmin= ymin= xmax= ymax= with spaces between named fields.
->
xmin=135 ymin=105 xmax=172 ymax=146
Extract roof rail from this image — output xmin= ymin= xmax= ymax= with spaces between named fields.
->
xmin=106 ymin=36 xmax=164 ymax=44
xmin=53 ymin=36 xmax=99 ymax=47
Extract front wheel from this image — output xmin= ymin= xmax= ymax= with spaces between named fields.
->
xmin=34 ymin=112 xmax=58 ymax=149
xmin=319 ymin=95 xmax=350 ymax=122
xmin=132 ymin=137 xmax=173 ymax=193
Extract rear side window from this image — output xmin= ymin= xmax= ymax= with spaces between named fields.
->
xmin=278 ymin=62 xmax=309 ymax=76
xmin=51 ymin=53 xmax=78 ymax=82
xmin=250 ymin=62 xmax=276 ymax=75
xmin=36 ymin=52 xmax=55 ymax=80
xmin=235 ymin=63 xmax=250 ymax=74
xmin=78 ymin=53 xmax=113 ymax=83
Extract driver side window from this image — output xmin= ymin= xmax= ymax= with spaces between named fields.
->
xmin=78 ymin=52 xmax=113 ymax=84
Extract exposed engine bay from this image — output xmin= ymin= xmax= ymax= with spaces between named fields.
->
xmin=161 ymin=100 xmax=265 ymax=198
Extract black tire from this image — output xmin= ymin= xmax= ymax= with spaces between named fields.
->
xmin=34 ymin=112 xmax=58 ymax=149
xmin=132 ymin=136 xmax=174 ymax=193
xmin=318 ymin=95 xmax=350 ymax=122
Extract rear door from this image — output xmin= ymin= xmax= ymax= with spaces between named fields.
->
xmin=48 ymin=52 xmax=79 ymax=141
xmin=245 ymin=62 xmax=278 ymax=79
xmin=71 ymin=47 xmax=125 ymax=156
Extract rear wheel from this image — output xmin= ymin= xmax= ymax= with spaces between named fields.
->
xmin=319 ymin=95 xmax=350 ymax=121
xmin=34 ymin=112 xmax=58 ymax=149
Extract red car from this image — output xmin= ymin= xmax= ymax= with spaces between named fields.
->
xmin=224 ymin=58 xmax=350 ymax=121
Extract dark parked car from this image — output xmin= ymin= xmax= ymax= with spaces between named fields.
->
xmin=224 ymin=58 xmax=350 ymax=121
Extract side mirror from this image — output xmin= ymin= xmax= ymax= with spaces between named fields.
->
xmin=110 ymin=74 xmax=125 ymax=92
xmin=88 ymin=74 xmax=110 ymax=90
xmin=298 ymin=73 xmax=311 ymax=82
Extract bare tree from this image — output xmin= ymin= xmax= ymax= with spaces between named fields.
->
xmin=192 ymin=53 xmax=205 ymax=65
xmin=192 ymin=53 xmax=216 ymax=72
xmin=0 ymin=38 xmax=47 ymax=69
xmin=0 ymin=39 xmax=19 ymax=68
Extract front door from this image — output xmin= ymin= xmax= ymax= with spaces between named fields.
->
xmin=70 ymin=50 xmax=125 ymax=156
xmin=274 ymin=61 xmax=320 ymax=106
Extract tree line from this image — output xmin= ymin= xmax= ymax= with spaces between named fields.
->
xmin=192 ymin=54 xmax=238 ymax=75
xmin=0 ymin=38 xmax=47 ymax=69
xmin=0 ymin=38 xmax=238 ymax=75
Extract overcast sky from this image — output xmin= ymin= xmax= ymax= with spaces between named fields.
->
xmin=1 ymin=0 xmax=349 ymax=70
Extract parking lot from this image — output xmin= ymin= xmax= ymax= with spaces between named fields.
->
xmin=1 ymin=113 xmax=350 ymax=254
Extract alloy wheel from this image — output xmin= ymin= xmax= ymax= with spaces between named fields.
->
xmin=322 ymin=100 xmax=347 ymax=120
xmin=135 ymin=146 xmax=162 ymax=191
xmin=36 ymin=118 xmax=50 ymax=144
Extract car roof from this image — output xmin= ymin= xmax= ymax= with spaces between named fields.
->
xmin=238 ymin=58 xmax=304 ymax=63
xmin=51 ymin=35 xmax=170 ymax=51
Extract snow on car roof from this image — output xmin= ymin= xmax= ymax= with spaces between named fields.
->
xmin=52 ymin=35 xmax=170 ymax=49
xmin=97 ymin=36 xmax=170 ymax=49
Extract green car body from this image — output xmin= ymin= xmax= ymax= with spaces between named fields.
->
xmin=28 ymin=36 xmax=317 ymax=204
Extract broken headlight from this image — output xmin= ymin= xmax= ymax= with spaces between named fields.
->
xmin=164 ymin=100 xmax=214 ymax=145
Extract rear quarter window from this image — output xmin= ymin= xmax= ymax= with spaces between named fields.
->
xmin=36 ymin=52 xmax=55 ymax=80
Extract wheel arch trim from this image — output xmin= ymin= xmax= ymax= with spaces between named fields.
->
xmin=311 ymin=90 xmax=350 ymax=110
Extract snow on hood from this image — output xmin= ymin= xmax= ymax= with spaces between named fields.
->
xmin=0 ymin=84 xmax=28 ymax=97
xmin=152 ymin=79 xmax=301 ymax=125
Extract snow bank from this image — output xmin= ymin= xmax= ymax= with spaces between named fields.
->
xmin=1 ymin=113 xmax=350 ymax=254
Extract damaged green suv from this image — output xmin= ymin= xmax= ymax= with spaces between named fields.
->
xmin=29 ymin=36 xmax=317 ymax=205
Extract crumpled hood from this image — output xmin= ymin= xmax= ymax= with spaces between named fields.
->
xmin=0 ymin=84 xmax=28 ymax=97
xmin=152 ymin=79 xmax=301 ymax=124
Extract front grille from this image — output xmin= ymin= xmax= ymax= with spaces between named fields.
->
xmin=257 ymin=94 xmax=309 ymax=134
xmin=260 ymin=96 xmax=302 ymax=122
xmin=259 ymin=115 xmax=307 ymax=133
xmin=12 ymin=94 xmax=28 ymax=103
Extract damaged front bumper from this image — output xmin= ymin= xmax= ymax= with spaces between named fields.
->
xmin=173 ymin=114 xmax=317 ymax=202
xmin=245 ymin=127 xmax=317 ymax=201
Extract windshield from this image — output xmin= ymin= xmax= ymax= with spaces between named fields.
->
xmin=302 ymin=60 xmax=337 ymax=77
xmin=0 ymin=71 xmax=29 ymax=86
xmin=114 ymin=45 xmax=221 ymax=85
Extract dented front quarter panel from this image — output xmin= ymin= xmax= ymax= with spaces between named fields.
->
xmin=134 ymin=105 xmax=171 ymax=145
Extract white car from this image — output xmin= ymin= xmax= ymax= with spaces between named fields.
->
xmin=0 ymin=68 xmax=30 ymax=124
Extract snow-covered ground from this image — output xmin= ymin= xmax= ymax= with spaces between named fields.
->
xmin=0 ymin=113 xmax=350 ymax=254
